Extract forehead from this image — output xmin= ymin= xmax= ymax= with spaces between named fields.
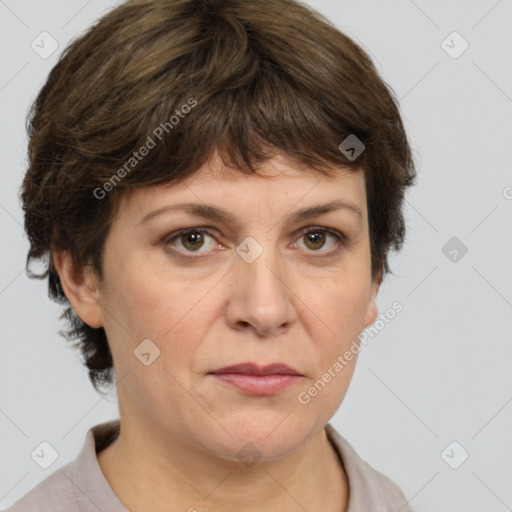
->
xmin=114 ymin=152 xmax=367 ymax=224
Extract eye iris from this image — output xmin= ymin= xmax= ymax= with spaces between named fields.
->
xmin=177 ymin=231 xmax=330 ymax=252
xmin=182 ymin=232 xmax=204 ymax=251
xmin=304 ymin=231 xmax=325 ymax=250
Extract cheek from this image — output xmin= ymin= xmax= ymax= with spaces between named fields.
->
xmin=104 ymin=255 xmax=190 ymax=335
xmin=305 ymin=242 xmax=373 ymax=339
xmin=292 ymin=274 xmax=371 ymax=412
xmin=102 ymin=259 xmax=217 ymax=378
xmin=103 ymin=268 xmax=211 ymax=429
xmin=313 ymin=277 xmax=372 ymax=352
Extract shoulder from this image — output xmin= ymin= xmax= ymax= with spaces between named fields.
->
xmin=5 ymin=461 xmax=79 ymax=512
xmin=325 ymin=423 xmax=411 ymax=512
xmin=5 ymin=420 xmax=121 ymax=512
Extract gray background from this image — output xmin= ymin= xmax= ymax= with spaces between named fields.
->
xmin=1 ymin=0 xmax=511 ymax=510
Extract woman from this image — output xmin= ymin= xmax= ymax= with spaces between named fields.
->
xmin=10 ymin=0 xmax=416 ymax=510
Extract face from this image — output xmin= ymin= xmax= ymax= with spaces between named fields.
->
xmin=72 ymin=151 xmax=379 ymax=461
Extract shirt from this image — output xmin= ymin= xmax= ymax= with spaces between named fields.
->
xmin=6 ymin=420 xmax=411 ymax=511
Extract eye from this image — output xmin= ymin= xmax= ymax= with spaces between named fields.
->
xmin=165 ymin=228 xmax=220 ymax=254
xmin=163 ymin=226 xmax=346 ymax=259
xmin=295 ymin=226 xmax=345 ymax=255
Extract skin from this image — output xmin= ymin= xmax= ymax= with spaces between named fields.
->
xmin=54 ymin=150 xmax=380 ymax=512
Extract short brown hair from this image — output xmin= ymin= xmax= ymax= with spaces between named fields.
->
xmin=22 ymin=0 xmax=416 ymax=390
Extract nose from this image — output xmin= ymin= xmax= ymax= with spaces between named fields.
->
xmin=225 ymin=240 xmax=295 ymax=338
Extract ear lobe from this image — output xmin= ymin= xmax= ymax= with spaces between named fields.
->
xmin=52 ymin=250 xmax=104 ymax=328
xmin=362 ymin=277 xmax=380 ymax=329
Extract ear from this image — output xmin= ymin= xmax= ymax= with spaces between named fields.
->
xmin=52 ymin=250 xmax=104 ymax=328
xmin=362 ymin=271 xmax=381 ymax=329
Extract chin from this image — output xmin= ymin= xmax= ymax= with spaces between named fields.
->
xmin=200 ymin=409 xmax=318 ymax=462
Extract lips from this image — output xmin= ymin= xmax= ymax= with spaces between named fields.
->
xmin=209 ymin=362 xmax=302 ymax=376
xmin=208 ymin=363 xmax=303 ymax=396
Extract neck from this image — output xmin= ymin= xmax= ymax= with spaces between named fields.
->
xmin=97 ymin=416 xmax=349 ymax=512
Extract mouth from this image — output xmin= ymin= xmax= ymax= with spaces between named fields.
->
xmin=208 ymin=362 xmax=304 ymax=396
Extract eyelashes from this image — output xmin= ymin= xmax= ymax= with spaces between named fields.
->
xmin=164 ymin=228 xmax=220 ymax=255
xmin=162 ymin=225 xmax=347 ymax=259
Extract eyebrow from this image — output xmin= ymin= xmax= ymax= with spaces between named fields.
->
xmin=138 ymin=199 xmax=364 ymax=228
